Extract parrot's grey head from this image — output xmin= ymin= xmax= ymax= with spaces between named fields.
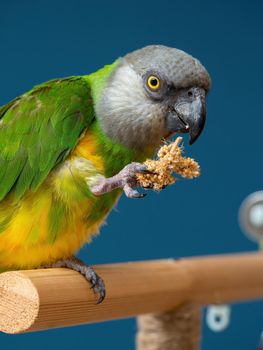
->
xmin=96 ymin=45 xmax=211 ymax=151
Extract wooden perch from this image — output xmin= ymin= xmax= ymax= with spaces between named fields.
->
xmin=1 ymin=252 xmax=263 ymax=334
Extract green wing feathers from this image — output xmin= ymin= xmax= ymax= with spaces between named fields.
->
xmin=0 ymin=77 xmax=94 ymax=200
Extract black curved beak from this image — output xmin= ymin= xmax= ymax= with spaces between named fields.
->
xmin=165 ymin=87 xmax=206 ymax=145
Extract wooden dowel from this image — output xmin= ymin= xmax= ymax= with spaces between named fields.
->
xmin=1 ymin=253 xmax=263 ymax=334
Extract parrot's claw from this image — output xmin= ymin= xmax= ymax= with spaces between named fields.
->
xmin=88 ymin=270 xmax=106 ymax=304
xmin=40 ymin=256 xmax=106 ymax=304
xmin=123 ymin=184 xmax=147 ymax=198
xmin=118 ymin=162 xmax=149 ymax=199
xmin=137 ymin=167 xmax=157 ymax=175
xmin=90 ymin=162 xmax=149 ymax=199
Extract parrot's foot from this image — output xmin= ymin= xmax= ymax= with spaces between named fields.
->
xmin=91 ymin=162 xmax=152 ymax=199
xmin=41 ymin=256 xmax=105 ymax=304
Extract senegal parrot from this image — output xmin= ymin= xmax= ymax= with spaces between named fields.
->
xmin=0 ymin=45 xmax=211 ymax=302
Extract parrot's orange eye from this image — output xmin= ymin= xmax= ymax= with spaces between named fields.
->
xmin=147 ymin=75 xmax=160 ymax=90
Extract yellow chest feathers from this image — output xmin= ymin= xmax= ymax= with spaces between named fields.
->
xmin=0 ymin=131 xmax=119 ymax=269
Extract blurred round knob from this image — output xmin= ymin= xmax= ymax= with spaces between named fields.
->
xmin=206 ymin=305 xmax=231 ymax=332
xmin=239 ymin=191 xmax=263 ymax=242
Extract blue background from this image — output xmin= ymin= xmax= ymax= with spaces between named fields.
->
xmin=1 ymin=0 xmax=263 ymax=348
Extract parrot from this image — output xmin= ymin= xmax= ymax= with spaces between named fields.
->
xmin=0 ymin=45 xmax=211 ymax=303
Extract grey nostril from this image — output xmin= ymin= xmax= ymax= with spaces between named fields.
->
xmin=188 ymin=90 xmax=193 ymax=97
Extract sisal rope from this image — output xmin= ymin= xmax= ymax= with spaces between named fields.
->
xmin=136 ymin=304 xmax=201 ymax=350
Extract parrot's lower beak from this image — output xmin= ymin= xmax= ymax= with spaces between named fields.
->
xmin=165 ymin=87 xmax=206 ymax=145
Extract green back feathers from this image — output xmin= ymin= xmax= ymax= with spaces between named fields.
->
xmin=0 ymin=76 xmax=94 ymax=200
xmin=0 ymin=60 xmax=146 ymax=203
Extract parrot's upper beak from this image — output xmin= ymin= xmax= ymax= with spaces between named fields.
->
xmin=165 ymin=87 xmax=206 ymax=145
